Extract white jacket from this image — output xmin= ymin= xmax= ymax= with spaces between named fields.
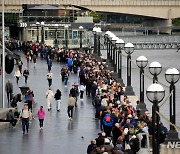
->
xmin=46 ymin=90 xmax=54 ymax=99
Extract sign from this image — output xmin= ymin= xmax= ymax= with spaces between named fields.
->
xmin=167 ymin=141 xmax=180 ymax=149
xmin=19 ymin=22 xmax=27 ymax=28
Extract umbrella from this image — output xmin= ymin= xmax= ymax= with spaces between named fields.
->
xmin=19 ymin=86 xmax=29 ymax=95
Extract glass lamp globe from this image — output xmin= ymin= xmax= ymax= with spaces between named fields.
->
xmin=79 ymin=26 xmax=83 ymax=30
xmin=165 ymin=68 xmax=180 ymax=84
xmin=136 ymin=55 xmax=148 ymax=68
xmin=115 ymin=39 xmax=125 ymax=49
xmin=146 ymin=83 xmax=165 ymax=103
xmin=149 ymin=61 xmax=162 ymax=75
xmin=124 ymin=43 xmax=134 ymax=54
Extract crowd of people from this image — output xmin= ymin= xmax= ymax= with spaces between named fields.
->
xmin=3 ymin=40 xmax=168 ymax=153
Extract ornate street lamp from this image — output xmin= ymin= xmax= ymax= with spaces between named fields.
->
xmin=149 ymin=61 xmax=162 ymax=83
xmin=41 ymin=21 xmax=45 ymax=43
xmin=124 ymin=43 xmax=135 ymax=95
xmin=111 ymin=36 xmax=119 ymax=72
xmin=146 ymin=83 xmax=165 ymax=154
xmin=108 ymin=33 xmax=115 ymax=63
xmin=93 ymin=27 xmax=98 ymax=54
xmin=54 ymin=24 xmax=58 ymax=47
xmin=96 ymin=27 xmax=102 ymax=56
xmin=136 ymin=55 xmax=148 ymax=114
xmin=36 ymin=22 xmax=40 ymax=43
xmin=79 ymin=26 xmax=83 ymax=52
xmin=104 ymin=31 xmax=111 ymax=60
xmin=64 ymin=25 xmax=69 ymax=50
xmin=165 ymin=68 xmax=180 ymax=141
xmin=115 ymin=38 xmax=125 ymax=87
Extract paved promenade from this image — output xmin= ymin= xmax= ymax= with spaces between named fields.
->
xmin=0 ymin=48 xmax=180 ymax=154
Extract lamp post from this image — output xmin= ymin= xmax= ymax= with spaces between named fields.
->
xmin=104 ymin=31 xmax=111 ymax=60
xmin=115 ymin=39 xmax=125 ymax=87
xmin=111 ymin=36 xmax=119 ymax=72
xmin=41 ymin=21 xmax=45 ymax=44
xmin=92 ymin=27 xmax=98 ymax=54
xmin=36 ymin=22 xmax=40 ymax=43
xmin=124 ymin=43 xmax=135 ymax=95
xmin=64 ymin=25 xmax=69 ymax=50
xmin=108 ymin=33 xmax=115 ymax=64
xmin=165 ymin=68 xmax=180 ymax=141
xmin=96 ymin=27 xmax=102 ymax=56
xmin=79 ymin=26 xmax=83 ymax=52
xmin=149 ymin=61 xmax=162 ymax=83
xmin=54 ymin=24 xmax=58 ymax=47
xmin=136 ymin=56 xmax=148 ymax=114
xmin=146 ymin=83 xmax=165 ymax=154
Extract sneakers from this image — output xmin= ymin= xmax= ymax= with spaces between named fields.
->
xmin=68 ymin=117 xmax=73 ymax=121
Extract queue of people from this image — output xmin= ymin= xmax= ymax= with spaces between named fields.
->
xmin=4 ymin=40 xmax=168 ymax=153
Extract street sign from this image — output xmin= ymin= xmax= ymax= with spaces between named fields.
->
xmin=19 ymin=22 xmax=27 ymax=27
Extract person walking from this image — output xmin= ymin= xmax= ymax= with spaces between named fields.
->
xmin=32 ymin=54 xmax=37 ymax=68
xmin=19 ymin=104 xmax=32 ymax=135
xmin=14 ymin=68 xmax=21 ymax=84
xmin=47 ymin=58 xmax=53 ymax=71
xmin=67 ymin=94 xmax=76 ymax=120
xmin=64 ymin=69 xmax=69 ymax=87
xmin=38 ymin=106 xmax=45 ymax=129
xmin=54 ymin=89 xmax=62 ymax=111
xmin=17 ymin=58 xmax=23 ymax=73
xmin=47 ymin=70 xmax=53 ymax=87
xmin=23 ymin=67 xmax=29 ymax=83
xmin=46 ymin=87 xmax=54 ymax=111
xmin=5 ymin=79 xmax=13 ymax=107
xmin=26 ymin=88 xmax=34 ymax=113
xmin=79 ymin=83 xmax=86 ymax=101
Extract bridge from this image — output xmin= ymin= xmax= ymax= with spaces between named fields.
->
xmin=2 ymin=0 xmax=180 ymax=20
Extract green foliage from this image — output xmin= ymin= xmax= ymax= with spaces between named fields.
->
xmin=89 ymin=11 xmax=100 ymax=23
xmin=172 ymin=18 xmax=180 ymax=26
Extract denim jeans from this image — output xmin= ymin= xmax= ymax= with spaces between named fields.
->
xmin=22 ymin=118 xmax=29 ymax=133
xmin=64 ymin=77 xmax=68 ymax=85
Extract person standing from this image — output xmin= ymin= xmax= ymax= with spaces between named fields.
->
xmin=79 ymin=83 xmax=86 ymax=100
xmin=19 ymin=104 xmax=32 ymax=135
xmin=5 ymin=79 xmax=13 ymax=107
xmin=38 ymin=106 xmax=45 ymax=129
xmin=23 ymin=67 xmax=29 ymax=83
xmin=46 ymin=87 xmax=54 ymax=111
xmin=67 ymin=94 xmax=76 ymax=120
xmin=14 ymin=68 xmax=21 ymax=84
xmin=47 ymin=70 xmax=53 ymax=87
xmin=54 ymin=89 xmax=62 ymax=111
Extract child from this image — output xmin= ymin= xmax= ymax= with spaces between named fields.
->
xmin=38 ymin=106 xmax=45 ymax=129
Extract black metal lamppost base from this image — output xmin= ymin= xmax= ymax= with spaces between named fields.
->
xmin=137 ymin=102 xmax=148 ymax=114
xmin=166 ymin=130 xmax=180 ymax=142
xmin=124 ymin=86 xmax=135 ymax=95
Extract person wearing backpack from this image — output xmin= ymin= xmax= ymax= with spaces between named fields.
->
xmin=102 ymin=109 xmax=114 ymax=137
xmin=19 ymin=104 xmax=32 ymax=134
